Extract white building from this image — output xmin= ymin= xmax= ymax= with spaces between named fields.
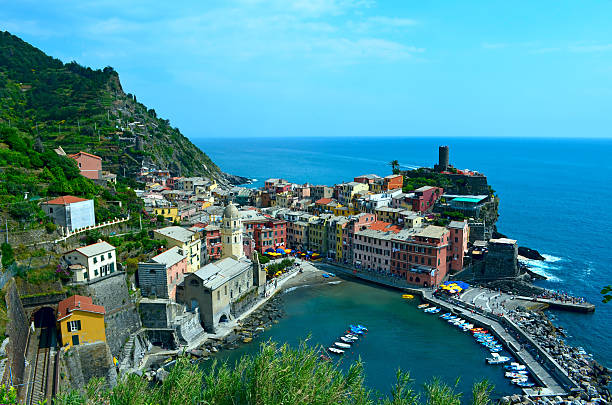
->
xmin=62 ymin=241 xmax=117 ymax=282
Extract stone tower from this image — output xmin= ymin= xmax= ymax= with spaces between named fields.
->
xmin=221 ymin=202 xmax=244 ymax=260
xmin=252 ymin=252 xmax=267 ymax=294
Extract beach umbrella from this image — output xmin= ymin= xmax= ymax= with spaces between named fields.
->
xmin=276 ymin=248 xmax=286 ymax=254
xmin=266 ymin=248 xmax=275 ymax=253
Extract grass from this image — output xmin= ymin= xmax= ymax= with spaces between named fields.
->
xmin=53 ymin=340 xmax=493 ymax=405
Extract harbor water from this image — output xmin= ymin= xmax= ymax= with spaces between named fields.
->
xmin=211 ymin=278 xmax=521 ymax=398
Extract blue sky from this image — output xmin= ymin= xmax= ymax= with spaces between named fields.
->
xmin=2 ymin=0 xmax=612 ymax=138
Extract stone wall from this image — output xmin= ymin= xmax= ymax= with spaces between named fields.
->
xmin=2 ymin=279 xmax=29 ymax=392
xmin=79 ymin=272 xmax=141 ymax=357
xmin=62 ymin=341 xmax=117 ymax=390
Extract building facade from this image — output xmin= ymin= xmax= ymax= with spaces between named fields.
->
xmin=42 ymin=196 xmax=95 ymax=232
xmin=57 ymin=295 xmax=106 ymax=348
xmin=62 ymin=241 xmax=117 ymax=282
xmin=138 ymin=246 xmax=188 ymax=300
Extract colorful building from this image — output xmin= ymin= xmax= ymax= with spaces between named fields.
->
xmin=153 ymin=226 xmax=202 ymax=272
xmin=448 ymin=220 xmax=469 ymax=272
xmin=408 ymin=186 xmax=443 ymax=212
xmin=68 ymin=151 xmax=102 ymax=180
xmin=138 ymin=246 xmax=188 ymax=300
xmin=154 ymin=206 xmax=179 ymax=222
xmin=42 ymin=196 xmax=95 ymax=232
xmin=57 ymin=295 xmax=106 ymax=348
xmin=62 ymin=241 xmax=116 ymax=283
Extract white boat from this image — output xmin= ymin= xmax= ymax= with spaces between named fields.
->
xmin=345 ymin=334 xmax=359 ymax=340
xmin=334 ymin=342 xmax=351 ymax=349
xmin=340 ymin=337 xmax=354 ymax=344
xmin=511 ymin=378 xmax=528 ymax=384
xmin=486 ymin=353 xmax=510 ymax=364
xmin=505 ymin=372 xmax=527 ymax=378
xmin=328 ymin=347 xmax=344 ymax=354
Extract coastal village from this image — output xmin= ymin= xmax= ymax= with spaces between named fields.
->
xmin=0 ymin=144 xmax=609 ymax=405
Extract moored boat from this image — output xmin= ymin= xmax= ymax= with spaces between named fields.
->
xmin=417 ymin=304 xmax=429 ymax=309
xmin=340 ymin=337 xmax=353 ymax=344
xmin=328 ymin=347 xmax=344 ymax=354
xmin=334 ymin=342 xmax=351 ymax=349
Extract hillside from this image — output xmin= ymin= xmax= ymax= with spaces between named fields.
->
xmin=0 ymin=31 xmax=244 ymax=184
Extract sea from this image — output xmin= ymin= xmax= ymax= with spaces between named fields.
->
xmin=195 ymin=136 xmax=612 ymax=393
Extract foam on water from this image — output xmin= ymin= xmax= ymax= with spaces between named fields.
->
xmin=520 ymin=255 xmax=563 ymax=282
xmin=541 ymin=254 xmax=563 ymax=263
xmin=284 ymin=285 xmax=310 ymax=294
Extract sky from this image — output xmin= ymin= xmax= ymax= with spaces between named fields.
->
xmin=2 ymin=0 xmax=612 ymax=139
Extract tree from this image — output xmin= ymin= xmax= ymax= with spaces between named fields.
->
xmin=1 ymin=243 xmax=15 ymax=268
xmin=389 ymin=160 xmax=400 ymax=174
xmin=602 ymin=286 xmax=612 ymax=303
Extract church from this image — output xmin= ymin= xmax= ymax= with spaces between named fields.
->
xmin=179 ymin=202 xmax=267 ymax=332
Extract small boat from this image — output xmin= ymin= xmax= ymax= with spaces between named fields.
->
xmin=486 ymin=354 xmax=511 ymax=364
xmin=328 ymin=273 xmax=336 ymax=277
xmin=334 ymin=342 xmax=351 ymax=349
xmin=440 ymin=312 xmax=451 ymax=318
xmin=349 ymin=327 xmax=364 ymax=335
xmin=516 ymin=381 xmax=535 ymax=388
xmin=345 ymin=334 xmax=359 ymax=340
xmin=430 ymin=308 xmax=441 ymax=314
xmin=322 ymin=273 xmax=330 ymax=278
xmin=328 ymin=347 xmax=344 ymax=354
xmin=340 ymin=336 xmax=354 ymax=344
xmin=489 ymin=347 xmax=502 ymax=353
xmin=505 ymin=372 xmax=525 ymax=379
xmin=350 ymin=324 xmax=368 ymax=333
xmin=402 ymin=294 xmax=414 ymax=299
xmin=511 ymin=378 xmax=528 ymax=384
xmin=504 ymin=363 xmax=526 ymax=371
xmin=417 ymin=304 xmax=429 ymax=309
xmin=357 ymin=325 xmax=368 ymax=331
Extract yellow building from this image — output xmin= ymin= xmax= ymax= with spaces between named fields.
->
xmin=153 ymin=226 xmax=202 ymax=272
xmin=57 ymin=295 xmax=106 ymax=348
xmin=154 ymin=206 xmax=179 ymax=222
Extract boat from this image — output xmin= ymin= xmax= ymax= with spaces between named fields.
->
xmin=402 ymin=294 xmax=414 ymax=299
xmin=340 ymin=336 xmax=354 ymax=344
xmin=334 ymin=342 xmax=351 ymax=349
xmin=489 ymin=347 xmax=502 ymax=353
xmin=516 ymin=381 xmax=535 ymax=388
xmin=322 ymin=273 xmax=330 ymax=278
xmin=417 ymin=304 xmax=429 ymax=309
xmin=440 ymin=312 xmax=451 ymax=318
xmin=328 ymin=347 xmax=344 ymax=354
xmin=350 ymin=324 xmax=368 ymax=333
xmin=328 ymin=273 xmax=336 ymax=277
xmin=511 ymin=378 xmax=528 ymax=384
xmin=505 ymin=372 xmax=525 ymax=379
xmin=486 ymin=353 xmax=511 ymax=364
xmin=505 ymin=363 xmax=526 ymax=371
xmin=349 ymin=327 xmax=364 ymax=335
xmin=345 ymin=334 xmax=359 ymax=340
xmin=357 ymin=325 xmax=368 ymax=331
xmin=430 ymin=308 xmax=441 ymax=314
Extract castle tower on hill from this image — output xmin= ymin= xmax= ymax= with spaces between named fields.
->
xmin=221 ymin=202 xmax=244 ymax=260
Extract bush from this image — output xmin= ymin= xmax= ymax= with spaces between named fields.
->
xmin=1 ymin=243 xmax=14 ymax=268
xmin=45 ymin=222 xmax=57 ymax=234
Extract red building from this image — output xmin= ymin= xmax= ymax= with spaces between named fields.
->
xmin=391 ymin=226 xmax=450 ymax=287
xmin=448 ymin=220 xmax=469 ymax=272
xmin=409 ymin=186 xmax=443 ymax=212
xmin=204 ymin=225 xmax=222 ymax=262
xmin=251 ymin=219 xmax=287 ymax=253
xmin=383 ymin=174 xmax=403 ymax=191
xmin=68 ymin=151 xmax=102 ymax=180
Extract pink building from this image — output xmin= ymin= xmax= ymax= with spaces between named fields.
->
xmin=138 ymin=246 xmax=188 ymax=300
xmin=391 ymin=226 xmax=450 ymax=287
xmin=341 ymin=213 xmax=376 ymax=264
xmin=408 ymin=186 xmax=443 ymax=212
xmin=294 ymin=184 xmax=311 ymax=199
xmin=448 ymin=220 xmax=469 ymax=272
xmin=69 ymin=151 xmax=102 ymax=180
xmin=354 ymin=174 xmax=382 ymax=185
xmin=352 ymin=222 xmax=400 ymax=273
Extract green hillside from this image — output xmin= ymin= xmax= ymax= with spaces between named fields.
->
xmin=0 ymin=31 xmax=221 ymax=179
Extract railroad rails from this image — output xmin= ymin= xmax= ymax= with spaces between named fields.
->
xmin=25 ymin=327 xmax=55 ymax=405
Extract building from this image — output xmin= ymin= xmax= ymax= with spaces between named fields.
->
xmin=252 ymin=219 xmax=287 ymax=253
xmin=153 ymin=226 xmax=202 ymax=272
xmin=391 ymin=226 xmax=451 ymax=287
xmin=338 ymin=182 xmax=369 ymax=205
xmin=310 ymin=185 xmax=333 ymax=201
xmin=57 ymin=295 xmax=106 ymax=348
xmin=42 ymin=196 xmax=95 ymax=232
xmin=154 ymin=206 xmax=179 ymax=223
xmin=62 ymin=241 xmax=117 ymax=282
xmin=352 ymin=225 xmax=398 ymax=273
xmin=448 ymin=220 xmax=469 ymax=272
xmin=180 ymin=256 xmax=265 ymax=332
xmin=374 ymin=207 xmax=405 ymax=224
xmin=482 ymin=238 xmax=519 ymax=279
xmin=204 ymin=225 xmax=222 ymax=263
xmin=354 ymin=174 xmax=382 ymax=185
xmin=382 ymin=174 xmax=403 ymax=191
xmin=68 ymin=151 xmax=102 ymax=180
xmin=408 ymin=186 xmax=443 ymax=212
xmin=220 ymin=203 xmax=245 ymax=260
xmin=138 ymin=246 xmax=188 ymax=300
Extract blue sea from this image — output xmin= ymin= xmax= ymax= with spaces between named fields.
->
xmin=196 ymin=136 xmax=612 ymax=368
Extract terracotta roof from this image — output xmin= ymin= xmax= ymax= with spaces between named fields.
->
xmin=315 ymin=198 xmax=332 ymax=205
xmin=45 ymin=196 xmax=89 ymax=205
xmin=367 ymin=221 xmax=402 ymax=233
xmin=68 ymin=151 xmax=102 ymax=160
xmin=57 ymin=295 xmax=105 ymax=320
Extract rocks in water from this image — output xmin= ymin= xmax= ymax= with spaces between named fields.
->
xmin=518 ymin=246 xmax=545 ymax=261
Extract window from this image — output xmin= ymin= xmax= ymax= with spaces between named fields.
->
xmin=217 ymin=291 xmax=220 ymax=301
xmin=101 ymin=255 xmax=105 ymax=262
xmin=93 ymin=257 xmax=97 ymax=264
xmin=108 ymin=252 xmax=112 ymax=259
xmin=67 ymin=320 xmax=81 ymax=332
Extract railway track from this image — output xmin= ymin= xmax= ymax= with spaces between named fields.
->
xmin=26 ymin=327 xmax=55 ymax=405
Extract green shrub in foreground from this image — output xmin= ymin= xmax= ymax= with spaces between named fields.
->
xmin=53 ymin=341 xmax=492 ymax=405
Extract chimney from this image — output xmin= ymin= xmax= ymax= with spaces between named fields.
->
xmin=77 ymin=301 xmax=81 ymax=308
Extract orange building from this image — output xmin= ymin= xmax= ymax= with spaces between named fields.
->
xmin=68 ymin=151 xmax=102 ymax=180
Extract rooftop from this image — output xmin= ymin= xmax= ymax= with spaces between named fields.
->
xmin=154 ymin=226 xmax=195 ymax=243
xmin=489 ymin=238 xmax=517 ymax=245
xmin=415 ymin=225 xmax=448 ymax=239
xmin=45 ymin=195 xmax=89 ymax=205
xmin=58 ymin=295 xmax=105 ymax=320
xmin=414 ymin=186 xmax=435 ymax=193
xmin=450 ymin=197 xmax=485 ymax=204
xmin=151 ymin=246 xmax=186 ymax=268
xmin=192 ymin=257 xmax=252 ymax=290
xmin=448 ymin=220 xmax=467 ymax=229
xmin=68 ymin=151 xmax=102 ymax=160
xmin=74 ymin=241 xmax=115 ymax=257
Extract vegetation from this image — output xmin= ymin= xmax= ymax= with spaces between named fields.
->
xmin=389 ymin=160 xmax=400 ymax=174
xmin=401 ymin=169 xmax=453 ymax=193
xmin=602 ymin=285 xmax=612 ymax=303
xmin=51 ymin=341 xmax=492 ymax=405
xmin=0 ymin=31 xmax=220 ymax=180
xmin=255 ymin=251 xmax=271 ymax=265
xmin=266 ymin=258 xmax=295 ymax=278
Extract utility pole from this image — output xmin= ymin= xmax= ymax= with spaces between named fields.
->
xmin=5 ymin=220 xmax=8 ymax=244
xmin=139 ymin=214 xmax=142 ymax=230
xmin=77 ymin=120 xmax=80 ymax=133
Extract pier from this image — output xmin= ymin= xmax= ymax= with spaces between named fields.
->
xmin=515 ymin=296 xmax=595 ymax=313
